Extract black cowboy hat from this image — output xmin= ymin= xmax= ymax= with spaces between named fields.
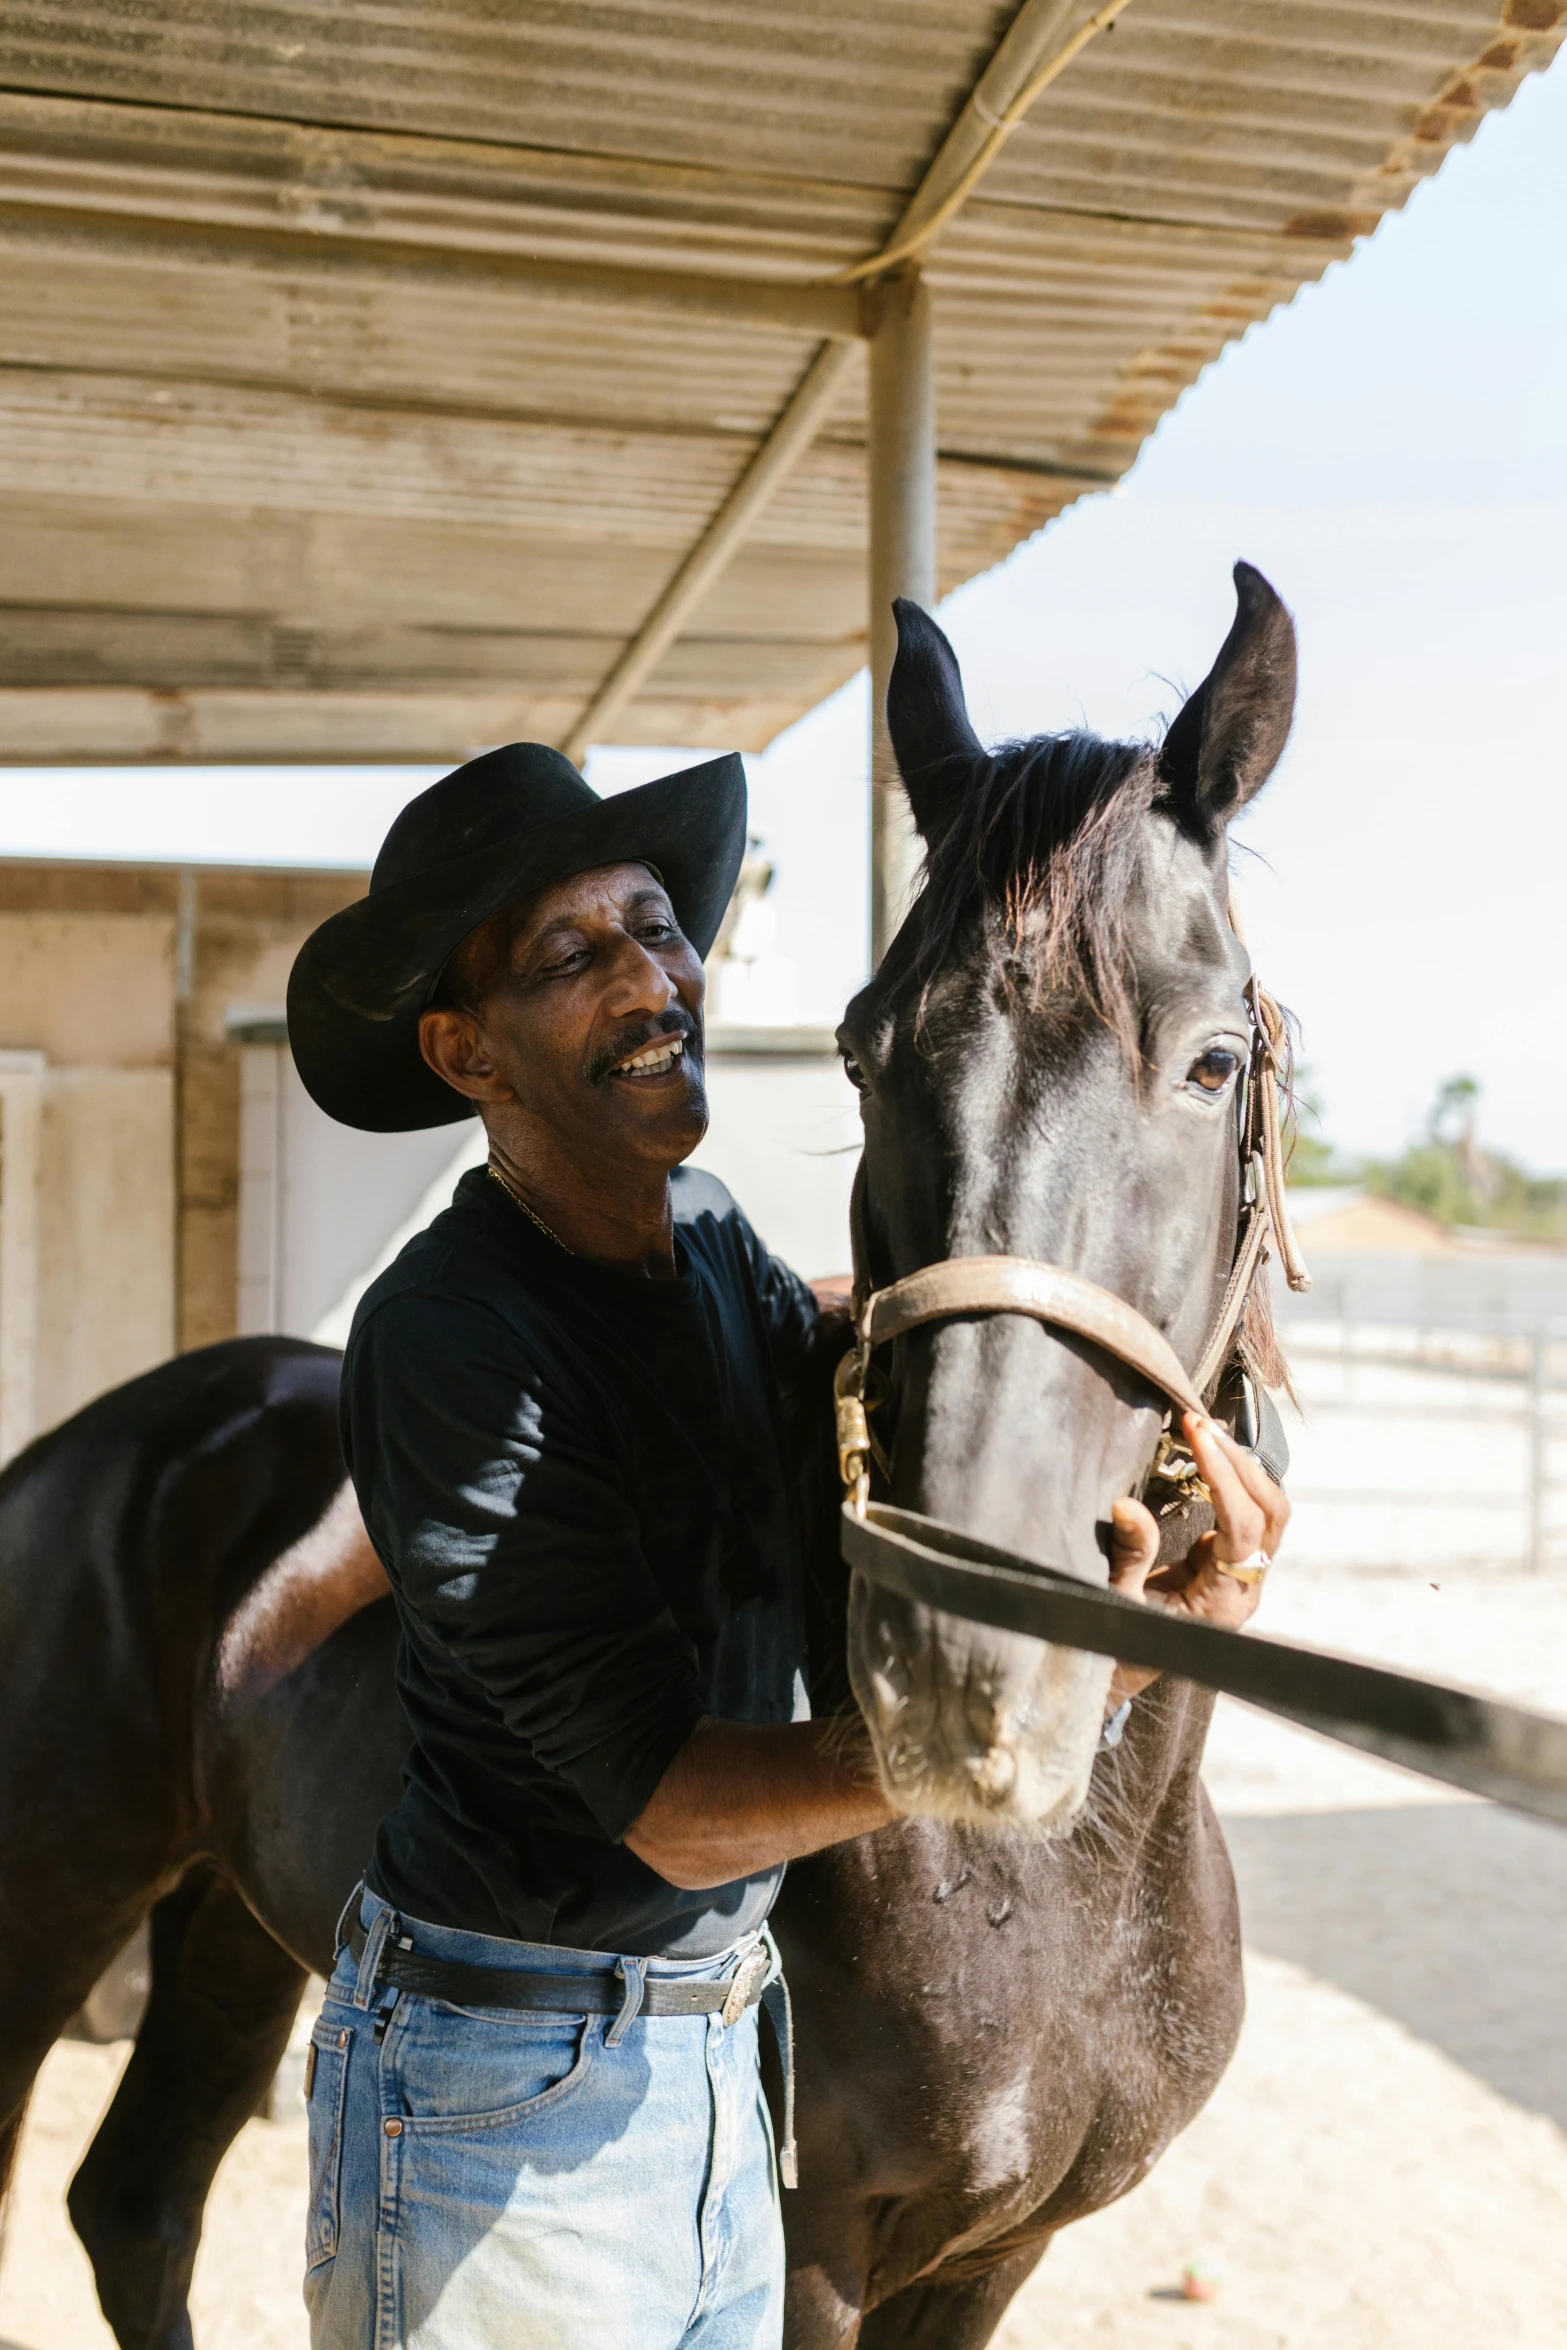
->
xmin=287 ymin=741 xmax=747 ymax=1131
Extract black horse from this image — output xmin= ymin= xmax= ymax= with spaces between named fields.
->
xmin=0 ymin=566 xmax=1295 ymax=2349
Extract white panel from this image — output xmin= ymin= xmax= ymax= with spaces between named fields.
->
xmin=690 ymin=1054 xmax=860 ymax=1281
xmin=236 ymin=1042 xmax=283 ymax=1335
xmin=0 ymin=1049 xmax=44 ymax=1463
xmin=275 ymin=1060 xmax=479 ymax=1342
xmin=310 ymin=1124 xmax=488 ymax=1350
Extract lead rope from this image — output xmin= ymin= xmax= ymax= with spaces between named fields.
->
xmin=1188 ymin=975 xmax=1310 ymax=1396
xmin=1246 ymin=977 xmax=1312 ymax=1296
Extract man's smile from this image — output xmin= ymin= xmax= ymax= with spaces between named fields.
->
xmin=611 ymin=1034 xmax=686 ymax=1083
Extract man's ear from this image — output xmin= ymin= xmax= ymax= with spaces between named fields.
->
xmin=885 ymin=598 xmax=983 ymax=846
xmin=418 ymin=1007 xmax=514 ymax=1104
xmin=1158 ymin=562 xmax=1296 ymax=833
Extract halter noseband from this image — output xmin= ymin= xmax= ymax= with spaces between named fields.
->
xmin=835 ymin=974 xmax=1310 ymax=1508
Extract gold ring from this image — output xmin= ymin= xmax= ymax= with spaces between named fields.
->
xmin=1217 ymin=1549 xmax=1270 ymax=1587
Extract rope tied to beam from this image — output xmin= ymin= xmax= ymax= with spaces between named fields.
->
xmin=832 ymin=0 xmax=1136 ymax=286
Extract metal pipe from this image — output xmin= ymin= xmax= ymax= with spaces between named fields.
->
xmin=835 ymin=0 xmax=1136 ymax=285
xmin=560 ymin=340 xmax=858 ymax=764
xmin=867 ymin=268 xmax=936 ymax=965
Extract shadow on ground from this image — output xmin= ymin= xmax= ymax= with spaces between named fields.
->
xmin=1224 ymin=1802 xmax=1567 ymax=2130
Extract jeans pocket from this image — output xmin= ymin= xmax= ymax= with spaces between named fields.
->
xmin=392 ymin=2000 xmax=594 ymax=2132
xmin=305 ymin=2017 xmax=354 ymax=2271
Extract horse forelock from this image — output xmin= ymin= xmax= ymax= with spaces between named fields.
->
xmin=905 ymin=730 xmax=1164 ymax=1054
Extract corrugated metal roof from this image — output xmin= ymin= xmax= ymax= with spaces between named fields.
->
xmin=0 ymin=0 xmax=1556 ymax=761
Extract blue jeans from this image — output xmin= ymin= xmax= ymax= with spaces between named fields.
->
xmin=305 ymin=1892 xmax=784 ymax=2350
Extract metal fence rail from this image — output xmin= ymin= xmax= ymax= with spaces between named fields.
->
xmin=1274 ymin=1314 xmax=1567 ymax=1573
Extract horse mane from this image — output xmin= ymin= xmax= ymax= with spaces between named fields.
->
xmin=907 ymin=729 xmax=1159 ymax=1053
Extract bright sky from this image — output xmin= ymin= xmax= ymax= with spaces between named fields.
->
xmin=0 ymin=51 xmax=1562 ymax=1167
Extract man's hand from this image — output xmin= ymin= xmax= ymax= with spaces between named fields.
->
xmin=1104 ymin=1411 xmax=1289 ymax=1711
xmin=809 ymin=1274 xmax=854 ymax=1325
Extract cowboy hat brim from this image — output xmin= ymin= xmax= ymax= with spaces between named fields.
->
xmin=288 ymin=753 xmax=747 ymax=1131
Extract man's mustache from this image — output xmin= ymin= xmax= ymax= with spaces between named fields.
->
xmin=586 ymin=1008 xmax=701 ymax=1086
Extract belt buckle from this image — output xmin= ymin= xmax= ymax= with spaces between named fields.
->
xmin=721 ymin=1948 xmax=768 ymax=2028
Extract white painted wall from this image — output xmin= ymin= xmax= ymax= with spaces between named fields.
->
xmin=0 ymin=1051 xmax=43 ymax=1463
xmin=236 ymin=1043 xmax=479 ymax=1343
xmin=691 ymin=1051 xmax=860 ymax=1281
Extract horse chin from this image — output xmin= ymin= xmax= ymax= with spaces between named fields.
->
xmin=846 ymin=1578 xmax=1113 ymax=1835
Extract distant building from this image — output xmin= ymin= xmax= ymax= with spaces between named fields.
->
xmin=1286 ymin=1187 xmax=1456 ymax=1256
xmin=1281 ymin=1188 xmax=1567 ymax=1329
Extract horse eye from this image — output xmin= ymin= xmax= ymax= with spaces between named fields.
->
xmin=1187 ymin=1047 xmax=1241 ymax=1094
xmin=842 ymin=1053 xmax=868 ymax=1094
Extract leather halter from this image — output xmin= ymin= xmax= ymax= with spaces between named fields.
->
xmin=835 ymin=972 xmax=1310 ymax=1504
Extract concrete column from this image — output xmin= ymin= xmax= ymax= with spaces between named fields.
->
xmin=867 ymin=266 xmax=936 ymax=966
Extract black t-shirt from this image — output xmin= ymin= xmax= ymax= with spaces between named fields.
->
xmin=340 ymin=1163 xmax=818 ymax=1959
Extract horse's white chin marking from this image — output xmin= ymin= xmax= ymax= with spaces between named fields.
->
xmin=869 ymin=1721 xmax=1101 ymax=1836
xmin=849 ymin=1584 xmax=1113 ymax=1833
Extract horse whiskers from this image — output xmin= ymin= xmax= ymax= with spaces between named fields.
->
xmin=815 ymin=1705 xmax=878 ymax=1776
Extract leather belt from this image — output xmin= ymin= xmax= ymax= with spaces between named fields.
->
xmin=345 ymin=1916 xmax=772 ymax=2025
xmin=343 ymin=1910 xmax=800 ymax=2186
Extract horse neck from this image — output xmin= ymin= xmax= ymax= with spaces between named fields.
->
xmin=1080 ymin=1676 xmax=1221 ymax=1868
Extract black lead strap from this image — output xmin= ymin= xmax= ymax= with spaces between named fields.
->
xmin=843 ymin=1501 xmax=1567 ymax=1829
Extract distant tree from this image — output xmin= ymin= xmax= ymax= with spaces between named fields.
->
xmin=1363 ymin=1075 xmax=1567 ymax=1242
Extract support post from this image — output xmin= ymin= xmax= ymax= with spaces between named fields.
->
xmin=867 ymin=267 xmax=936 ymax=967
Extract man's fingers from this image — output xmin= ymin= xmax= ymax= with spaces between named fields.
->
xmin=1104 ymin=1420 xmax=1282 ymax=1723
xmin=1107 ymin=1497 xmax=1160 ymax=1591
xmin=1185 ymin=1410 xmax=1289 ymax=1534
xmin=1175 ymin=1532 xmax=1265 ymax=1628
xmin=1183 ymin=1415 xmax=1263 ymax=1550
xmin=1200 ymin=1415 xmax=1288 ymax=1521
xmin=1182 ymin=1412 xmax=1286 ymax=1558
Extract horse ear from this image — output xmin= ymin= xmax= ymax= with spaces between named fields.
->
xmin=886 ymin=598 xmax=983 ymax=843
xmin=1158 ymin=562 xmax=1296 ymax=831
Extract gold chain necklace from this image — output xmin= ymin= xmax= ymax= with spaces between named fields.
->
xmin=486 ymin=1163 xmax=575 ymax=1254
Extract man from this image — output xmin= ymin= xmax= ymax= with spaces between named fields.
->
xmin=286 ymin=740 xmax=1282 ymax=2350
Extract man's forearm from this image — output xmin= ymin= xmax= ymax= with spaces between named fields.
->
xmin=623 ymin=1717 xmax=897 ymax=1890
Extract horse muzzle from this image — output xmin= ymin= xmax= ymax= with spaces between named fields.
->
xmin=846 ymin=1571 xmax=1113 ymax=1832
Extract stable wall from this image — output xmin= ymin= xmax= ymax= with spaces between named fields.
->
xmin=0 ymin=859 xmax=361 ymax=1457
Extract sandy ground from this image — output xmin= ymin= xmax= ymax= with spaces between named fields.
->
xmin=3 ymin=1563 xmax=1565 ymax=2349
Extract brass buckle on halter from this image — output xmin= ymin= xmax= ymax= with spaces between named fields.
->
xmin=1146 ymin=1425 xmax=1212 ymax=1517
xmin=834 ymin=1347 xmax=872 ymax=1516
xmin=834 ymin=1352 xmax=869 ymax=1486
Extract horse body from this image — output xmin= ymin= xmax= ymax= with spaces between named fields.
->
xmin=1 ymin=1346 xmax=1236 ymax=2349
xmin=769 ymin=1690 xmax=1242 ymax=2344
xmin=0 ymin=567 xmax=1296 ymax=2348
